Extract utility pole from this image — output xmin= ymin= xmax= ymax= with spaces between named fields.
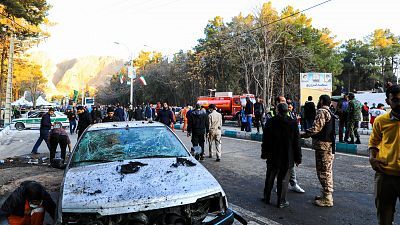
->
xmin=114 ymin=42 xmax=134 ymax=107
xmin=4 ymin=33 xmax=15 ymax=126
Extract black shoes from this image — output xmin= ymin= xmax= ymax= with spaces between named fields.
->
xmin=355 ymin=139 xmax=361 ymax=144
xmin=216 ymin=158 xmax=221 ymax=162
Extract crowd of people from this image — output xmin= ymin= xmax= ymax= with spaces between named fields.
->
xmin=261 ymin=84 xmax=400 ymax=225
xmin=2 ymin=83 xmax=399 ymax=225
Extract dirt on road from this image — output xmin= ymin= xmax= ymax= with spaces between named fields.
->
xmin=0 ymin=153 xmax=64 ymax=202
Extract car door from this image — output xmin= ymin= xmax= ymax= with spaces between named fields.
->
xmin=31 ymin=112 xmax=45 ymax=129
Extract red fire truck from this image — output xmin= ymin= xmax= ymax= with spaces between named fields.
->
xmin=197 ymin=92 xmax=256 ymax=121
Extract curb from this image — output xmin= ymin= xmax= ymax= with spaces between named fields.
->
xmin=0 ymin=125 xmax=11 ymax=140
xmin=173 ymin=123 xmax=367 ymax=156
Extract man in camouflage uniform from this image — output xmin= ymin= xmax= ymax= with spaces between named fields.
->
xmin=301 ymin=95 xmax=336 ymax=207
xmin=347 ymin=93 xmax=362 ymax=144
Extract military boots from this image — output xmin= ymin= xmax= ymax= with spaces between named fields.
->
xmin=314 ymin=193 xmax=333 ymax=207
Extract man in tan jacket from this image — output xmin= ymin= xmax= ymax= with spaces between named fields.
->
xmin=208 ymin=104 xmax=223 ymax=162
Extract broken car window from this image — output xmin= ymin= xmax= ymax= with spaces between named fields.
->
xmin=71 ymin=127 xmax=189 ymax=166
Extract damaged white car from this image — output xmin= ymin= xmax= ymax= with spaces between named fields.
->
xmin=56 ymin=122 xmax=245 ymax=225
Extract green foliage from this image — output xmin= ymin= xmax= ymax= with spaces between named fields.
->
xmin=1 ymin=0 xmax=50 ymax=26
xmin=96 ymin=3 xmax=398 ymax=106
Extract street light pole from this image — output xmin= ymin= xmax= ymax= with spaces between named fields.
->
xmin=114 ymin=42 xmax=134 ymax=107
xmin=4 ymin=33 xmax=15 ymax=126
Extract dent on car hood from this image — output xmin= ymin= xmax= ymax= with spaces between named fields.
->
xmin=62 ymin=158 xmax=224 ymax=215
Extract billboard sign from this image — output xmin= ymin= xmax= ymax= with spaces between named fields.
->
xmin=300 ymin=73 xmax=332 ymax=105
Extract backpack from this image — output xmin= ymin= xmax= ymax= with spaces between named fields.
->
xmin=240 ymin=110 xmax=247 ymax=123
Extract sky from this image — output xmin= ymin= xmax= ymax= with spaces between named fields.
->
xmin=33 ymin=0 xmax=400 ymax=63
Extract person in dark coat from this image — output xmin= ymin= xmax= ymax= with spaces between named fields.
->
xmin=245 ymin=97 xmax=254 ymax=132
xmin=0 ymin=181 xmax=56 ymax=225
xmin=76 ymin=106 xmax=92 ymax=138
xmin=65 ymin=108 xmax=77 ymax=135
xmin=31 ymin=108 xmax=54 ymax=154
xmin=187 ymin=104 xmax=209 ymax=160
xmin=145 ymin=104 xmax=154 ymax=121
xmin=261 ymin=103 xmax=302 ymax=208
xmin=102 ymin=107 xmax=120 ymax=122
xmin=156 ymin=103 xmax=174 ymax=126
xmin=114 ymin=105 xmax=125 ymax=121
xmin=90 ymin=106 xmax=102 ymax=123
xmin=303 ymin=96 xmax=316 ymax=130
xmin=135 ymin=106 xmax=144 ymax=121
xmin=254 ymin=98 xmax=265 ymax=133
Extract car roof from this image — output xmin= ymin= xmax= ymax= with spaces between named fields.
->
xmin=87 ymin=121 xmax=166 ymax=131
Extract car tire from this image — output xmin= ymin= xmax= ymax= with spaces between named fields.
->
xmin=15 ymin=122 xmax=25 ymax=131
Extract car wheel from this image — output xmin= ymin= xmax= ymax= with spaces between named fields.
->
xmin=15 ymin=122 xmax=25 ymax=131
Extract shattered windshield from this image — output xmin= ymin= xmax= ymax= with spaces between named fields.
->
xmin=71 ymin=127 xmax=189 ymax=166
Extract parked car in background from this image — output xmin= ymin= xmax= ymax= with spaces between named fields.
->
xmin=11 ymin=111 xmax=69 ymax=131
xmin=56 ymin=121 xmax=244 ymax=225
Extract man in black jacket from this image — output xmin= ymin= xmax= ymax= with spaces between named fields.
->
xmin=31 ymin=108 xmax=54 ymax=154
xmin=156 ymin=103 xmax=174 ymax=126
xmin=261 ymin=103 xmax=302 ymax=208
xmin=187 ymin=104 xmax=209 ymax=160
xmin=254 ymin=98 xmax=265 ymax=133
xmin=303 ymin=96 xmax=316 ymax=130
xmin=245 ymin=97 xmax=254 ymax=132
xmin=65 ymin=108 xmax=77 ymax=135
xmin=76 ymin=106 xmax=92 ymax=138
xmin=90 ymin=106 xmax=102 ymax=123
xmin=0 ymin=181 xmax=56 ymax=225
xmin=102 ymin=107 xmax=120 ymax=122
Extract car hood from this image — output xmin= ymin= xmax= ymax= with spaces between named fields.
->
xmin=61 ymin=158 xmax=224 ymax=215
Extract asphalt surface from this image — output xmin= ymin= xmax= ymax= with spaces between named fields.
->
xmin=1 ymin=127 xmax=399 ymax=225
xmin=175 ymin=131 xmax=400 ymax=225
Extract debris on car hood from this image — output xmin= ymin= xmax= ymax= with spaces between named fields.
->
xmin=171 ymin=157 xmax=196 ymax=168
xmin=62 ymin=158 xmax=224 ymax=215
xmin=119 ymin=161 xmax=148 ymax=174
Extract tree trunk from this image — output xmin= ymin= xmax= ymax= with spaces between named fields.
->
xmin=244 ymin=63 xmax=249 ymax=94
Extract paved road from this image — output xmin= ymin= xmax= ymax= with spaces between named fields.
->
xmin=175 ymin=131 xmax=399 ymax=225
xmin=1 ymin=128 xmax=399 ymax=225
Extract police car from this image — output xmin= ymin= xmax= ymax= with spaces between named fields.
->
xmin=11 ymin=111 xmax=69 ymax=131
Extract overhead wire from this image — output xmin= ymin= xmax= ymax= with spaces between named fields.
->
xmin=232 ymin=0 xmax=333 ymax=38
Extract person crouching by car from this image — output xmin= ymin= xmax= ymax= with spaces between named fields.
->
xmin=0 ymin=181 xmax=56 ymax=225
xmin=261 ymin=103 xmax=302 ymax=208
xmin=102 ymin=107 xmax=120 ymax=122
xmin=48 ymin=122 xmax=72 ymax=163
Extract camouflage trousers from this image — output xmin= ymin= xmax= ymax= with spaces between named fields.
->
xmin=313 ymin=140 xmax=334 ymax=195
xmin=347 ymin=121 xmax=360 ymax=140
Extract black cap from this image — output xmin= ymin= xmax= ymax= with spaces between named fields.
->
xmin=209 ymin=104 xmax=216 ymax=109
